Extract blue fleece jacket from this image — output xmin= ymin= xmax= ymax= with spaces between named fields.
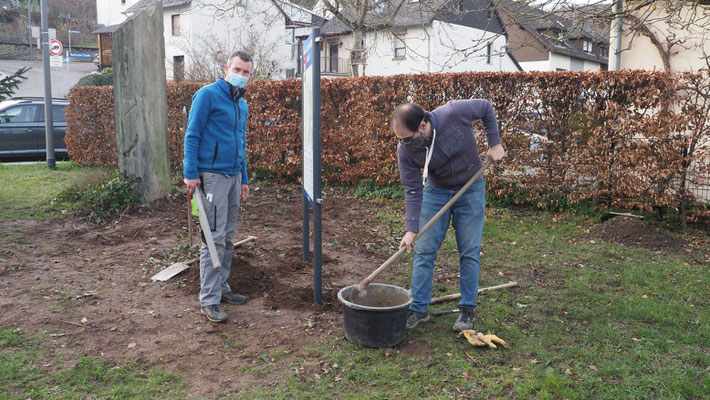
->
xmin=183 ymin=79 xmax=249 ymax=184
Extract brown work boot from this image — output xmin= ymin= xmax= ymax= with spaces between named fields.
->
xmin=221 ymin=292 xmax=247 ymax=305
xmin=201 ymin=304 xmax=228 ymax=323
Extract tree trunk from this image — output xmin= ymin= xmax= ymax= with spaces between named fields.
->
xmin=350 ymin=30 xmax=364 ymax=78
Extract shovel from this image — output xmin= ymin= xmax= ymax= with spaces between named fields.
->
xmin=350 ymin=159 xmax=492 ymax=301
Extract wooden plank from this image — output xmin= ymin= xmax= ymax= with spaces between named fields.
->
xmin=194 ymin=188 xmax=221 ymax=269
xmin=601 ymin=212 xmax=644 ymax=222
xmin=151 ymin=262 xmax=190 ymax=282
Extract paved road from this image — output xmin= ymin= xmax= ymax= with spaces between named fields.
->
xmin=0 ymin=59 xmax=98 ymax=99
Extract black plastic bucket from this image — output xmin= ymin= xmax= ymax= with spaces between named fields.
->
xmin=337 ymin=283 xmax=413 ymax=348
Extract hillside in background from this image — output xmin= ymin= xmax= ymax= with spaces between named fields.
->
xmin=0 ymin=0 xmax=97 ymax=47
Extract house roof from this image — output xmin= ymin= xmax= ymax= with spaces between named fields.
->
xmin=288 ymin=0 xmax=319 ymax=10
xmin=495 ymin=0 xmax=608 ymax=65
xmin=320 ymin=0 xmax=506 ymax=36
xmin=124 ymin=0 xmax=191 ymax=14
xmin=92 ymin=24 xmax=122 ymax=34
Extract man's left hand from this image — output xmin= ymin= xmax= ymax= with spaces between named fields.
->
xmin=486 ymin=144 xmax=505 ymax=162
xmin=241 ymin=184 xmax=250 ymax=202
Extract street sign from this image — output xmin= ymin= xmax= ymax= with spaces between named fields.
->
xmin=49 ymin=39 xmax=63 ymax=56
xmin=50 ymin=55 xmax=62 ymax=67
xmin=69 ymin=52 xmax=92 ymax=58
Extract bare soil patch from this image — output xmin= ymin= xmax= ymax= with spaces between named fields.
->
xmin=0 ymin=184 xmax=399 ymax=396
xmin=588 ymin=216 xmax=688 ymax=252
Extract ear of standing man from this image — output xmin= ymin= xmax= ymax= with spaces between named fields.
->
xmin=391 ymin=100 xmax=505 ymax=331
xmin=183 ymin=51 xmax=253 ymax=323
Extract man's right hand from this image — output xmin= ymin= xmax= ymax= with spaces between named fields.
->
xmin=184 ymin=178 xmax=201 ymax=195
xmin=399 ymin=231 xmax=417 ymax=253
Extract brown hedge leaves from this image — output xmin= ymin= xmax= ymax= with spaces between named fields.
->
xmin=65 ymin=70 xmax=710 ymax=219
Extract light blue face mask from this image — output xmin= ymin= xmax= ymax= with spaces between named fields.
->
xmin=227 ymin=73 xmax=248 ymax=89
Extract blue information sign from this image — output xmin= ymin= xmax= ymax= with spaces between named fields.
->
xmin=69 ymin=52 xmax=92 ymax=58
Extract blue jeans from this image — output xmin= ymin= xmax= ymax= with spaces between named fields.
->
xmin=409 ymin=178 xmax=485 ymax=314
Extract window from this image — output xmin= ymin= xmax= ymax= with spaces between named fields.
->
xmin=583 ymin=40 xmax=593 ymax=53
xmin=395 ymin=46 xmax=406 ymax=59
xmin=52 ymin=105 xmax=66 ymax=123
xmin=0 ymin=105 xmax=39 ymax=123
xmin=173 ymin=55 xmax=185 ymax=82
xmin=171 ymin=14 xmax=181 ymax=36
xmin=486 ymin=43 xmax=491 ymax=64
xmin=394 ymin=34 xmax=406 ymax=59
xmin=36 ymin=105 xmax=65 ymax=123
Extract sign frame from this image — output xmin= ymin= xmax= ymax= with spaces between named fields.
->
xmin=301 ymin=27 xmax=323 ymax=304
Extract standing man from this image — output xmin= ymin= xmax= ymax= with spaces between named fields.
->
xmin=391 ymin=100 xmax=505 ymax=331
xmin=183 ymin=51 xmax=253 ymax=323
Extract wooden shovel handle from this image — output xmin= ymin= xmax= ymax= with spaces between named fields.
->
xmin=187 ymin=191 xmax=193 ymax=246
xmin=358 ymin=159 xmax=492 ymax=288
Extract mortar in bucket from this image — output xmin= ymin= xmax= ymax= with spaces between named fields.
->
xmin=338 ymin=284 xmax=412 ymax=348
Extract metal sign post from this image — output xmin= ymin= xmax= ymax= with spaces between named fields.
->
xmin=40 ymin=0 xmax=55 ymax=169
xmin=67 ymin=30 xmax=80 ymax=95
xmin=301 ymin=27 xmax=323 ymax=304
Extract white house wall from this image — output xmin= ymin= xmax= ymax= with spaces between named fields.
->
xmin=163 ymin=3 xmax=192 ymax=81
xmin=182 ymin=0 xmax=292 ymax=80
xmin=362 ymin=21 xmax=518 ymax=76
xmin=518 ymin=59 xmax=551 ymax=71
xmin=583 ymin=59 xmax=602 ymax=71
xmin=96 ymin=0 xmax=141 ymax=26
xmin=98 ymin=0 xmax=295 ymax=80
xmin=609 ymin=1 xmax=710 ymax=72
xmin=518 ymin=52 xmax=601 ymax=72
xmin=549 ymin=52 xmax=571 ymax=71
xmin=363 ymin=26 xmax=430 ymax=76
xmin=429 ymin=21 xmax=518 ymax=73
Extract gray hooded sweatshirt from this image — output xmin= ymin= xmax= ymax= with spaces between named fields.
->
xmin=397 ymin=99 xmax=501 ymax=233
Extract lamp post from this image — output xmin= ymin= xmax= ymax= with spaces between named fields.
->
xmin=27 ymin=0 xmax=33 ymax=61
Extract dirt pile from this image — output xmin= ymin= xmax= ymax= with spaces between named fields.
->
xmin=589 ymin=216 xmax=687 ymax=252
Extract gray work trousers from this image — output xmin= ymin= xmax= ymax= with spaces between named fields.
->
xmin=199 ymin=172 xmax=241 ymax=306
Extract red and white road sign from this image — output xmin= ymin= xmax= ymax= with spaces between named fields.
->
xmin=49 ymin=39 xmax=63 ymax=56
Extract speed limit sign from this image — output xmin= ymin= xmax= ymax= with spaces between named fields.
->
xmin=49 ymin=39 xmax=63 ymax=56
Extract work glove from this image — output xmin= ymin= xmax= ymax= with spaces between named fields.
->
xmin=461 ymin=330 xmax=509 ymax=349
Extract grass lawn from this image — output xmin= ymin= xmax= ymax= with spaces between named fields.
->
xmin=1 ymin=164 xmax=708 ymax=399
xmin=231 ymin=207 xmax=708 ymax=399
xmin=0 ymin=161 xmax=111 ymax=220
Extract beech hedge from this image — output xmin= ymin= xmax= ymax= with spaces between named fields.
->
xmin=65 ymin=71 xmax=709 ymax=221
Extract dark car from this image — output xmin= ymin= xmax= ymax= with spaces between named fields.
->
xmin=0 ymin=97 xmax=68 ymax=161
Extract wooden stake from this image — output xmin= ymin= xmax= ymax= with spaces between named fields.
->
xmin=233 ymin=235 xmax=257 ymax=248
xmin=429 ymin=281 xmax=518 ymax=305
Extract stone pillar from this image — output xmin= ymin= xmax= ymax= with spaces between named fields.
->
xmin=113 ymin=3 xmax=170 ymax=201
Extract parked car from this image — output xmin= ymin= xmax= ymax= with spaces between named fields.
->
xmin=0 ymin=97 xmax=68 ymax=161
